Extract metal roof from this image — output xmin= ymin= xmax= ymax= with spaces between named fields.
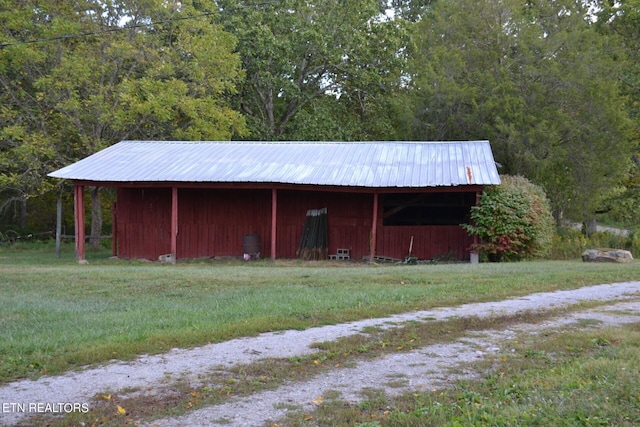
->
xmin=48 ymin=141 xmax=501 ymax=188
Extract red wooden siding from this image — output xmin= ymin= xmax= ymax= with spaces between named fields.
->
xmin=117 ymin=188 xmax=272 ymax=260
xmin=177 ymin=188 xmax=272 ymax=259
xmin=275 ymin=190 xmax=374 ymax=259
xmin=116 ymin=188 xmax=171 ymax=259
xmin=377 ymin=226 xmax=472 ymax=260
xmin=115 ymin=187 xmax=474 ymax=261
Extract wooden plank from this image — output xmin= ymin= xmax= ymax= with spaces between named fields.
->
xmin=170 ymin=187 xmax=178 ymax=263
xmin=370 ymin=193 xmax=378 ymax=262
xmin=111 ymin=202 xmax=117 ymax=257
xmin=271 ymin=188 xmax=277 ymax=261
xmin=113 ymin=186 xmax=475 ymax=262
xmin=75 ymin=180 xmax=485 ymax=195
xmin=55 ymin=195 xmax=62 ymax=258
xmin=74 ymin=185 xmax=85 ymax=261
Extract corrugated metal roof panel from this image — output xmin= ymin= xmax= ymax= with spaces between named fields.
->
xmin=48 ymin=141 xmax=501 ymax=188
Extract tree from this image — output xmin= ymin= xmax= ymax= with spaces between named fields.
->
xmin=593 ymin=0 xmax=640 ymax=228
xmin=215 ymin=0 xmax=407 ymax=140
xmin=0 ymin=0 xmax=246 ymax=243
xmin=386 ymin=0 xmax=436 ymax=22
xmin=403 ymin=0 xmax=635 ymax=226
xmin=0 ymin=2 xmax=62 ymax=228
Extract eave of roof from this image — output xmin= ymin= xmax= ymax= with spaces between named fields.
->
xmin=48 ymin=141 xmax=501 ymax=188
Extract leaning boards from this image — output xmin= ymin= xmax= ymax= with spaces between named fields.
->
xmin=296 ymin=208 xmax=328 ymax=260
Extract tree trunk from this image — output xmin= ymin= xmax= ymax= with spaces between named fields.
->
xmin=19 ymin=197 xmax=27 ymax=229
xmin=90 ymin=187 xmax=102 ymax=249
xmin=553 ymin=208 xmax=563 ymax=228
xmin=584 ymin=218 xmax=597 ymax=237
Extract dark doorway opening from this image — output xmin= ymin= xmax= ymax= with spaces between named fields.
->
xmin=382 ymin=193 xmax=475 ymax=226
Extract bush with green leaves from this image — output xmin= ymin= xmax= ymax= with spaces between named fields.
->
xmin=551 ymin=227 xmax=638 ymax=260
xmin=463 ymin=175 xmax=555 ymax=261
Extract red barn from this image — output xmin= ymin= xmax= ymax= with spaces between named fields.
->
xmin=48 ymin=141 xmax=500 ymax=262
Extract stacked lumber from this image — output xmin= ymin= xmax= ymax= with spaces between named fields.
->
xmin=296 ymin=208 xmax=328 ymax=260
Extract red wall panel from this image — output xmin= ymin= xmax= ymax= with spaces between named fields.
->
xmin=116 ymin=188 xmax=171 ymax=259
xmin=115 ymin=187 xmax=473 ymax=261
xmin=377 ymin=226 xmax=472 ymax=260
xmin=275 ymin=190 xmax=374 ymax=259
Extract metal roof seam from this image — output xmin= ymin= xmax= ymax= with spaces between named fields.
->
xmin=48 ymin=141 xmax=500 ymax=187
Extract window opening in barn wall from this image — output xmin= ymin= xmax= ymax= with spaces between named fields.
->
xmin=382 ymin=193 xmax=476 ymax=226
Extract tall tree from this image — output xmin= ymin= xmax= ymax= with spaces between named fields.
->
xmin=215 ymin=0 xmax=407 ymax=140
xmin=386 ymin=0 xmax=436 ymax=22
xmin=0 ymin=2 xmax=61 ymax=227
xmin=404 ymin=0 xmax=635 ymax=225
xmin=0 ymin=0 xmax=246 ymax=242
xmin=593 ymin=0 xmax=640 ymax=227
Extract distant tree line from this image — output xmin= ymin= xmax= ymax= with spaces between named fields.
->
xmin=1 ymin=0 xmax=638 ymax=242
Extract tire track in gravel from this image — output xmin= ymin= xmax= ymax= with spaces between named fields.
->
xmin=146 ymin=298 xmax=640 ymax=427
xmin=2 ymin=282 xmax=640 ymax=426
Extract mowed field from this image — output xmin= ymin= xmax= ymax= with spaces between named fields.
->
xmin=2 ymin=241 xmax=640 ymax=385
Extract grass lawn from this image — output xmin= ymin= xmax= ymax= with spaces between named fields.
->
xmin=2 ymin=241 xmax=640 ymax=384
xmin=281 ymin=322 xmax=640 ymax=426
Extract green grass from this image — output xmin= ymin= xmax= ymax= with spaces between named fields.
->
xmin=1 ymin=241 xmax=640 ymax=384
xmin=30 ymin=310 xmax=572 ymax=426
xmin=291 ymin=323 xmax=640 ymax=427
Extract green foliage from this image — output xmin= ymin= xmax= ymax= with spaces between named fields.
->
xmin=404 ymin=0 xmax=636 ymax=223
xmin=216 ymin=0 xmax=408 ymax=139
xmin=463 ymin=175 xmax=555 ymax=261
xmin=550 ymin=228 xmax=589 ymax=260
xmin=550 ymin=227 xmax=639 ymax=260
xmin=0 ymin=0 xmax=246 ymax=232
xmin=1 ymin=3 xmax=244 ymax=133
xmin=598 ymin=182 xmax=640 ymax=231
xmin=596 ymin=0 xmax=640 ymax=123
xmin=2 ymin=0 xmax=639 ymax=239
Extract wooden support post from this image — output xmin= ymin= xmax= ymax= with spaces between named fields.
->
xmin=170 ymin=187 xmax=178 ymax=264
xmin=74 ymin=184 xmax=86 ymax=262
xmin=470 ymin=191 xmax=481 ymax=264
xmin=111 ymin=202 xmax=118 ymax=257
xmin=271 ymin=188 xmax=277 ymax=261
xmin=55 ymin=193 xmax=62 ymax=259
xmin=370 ymin=192 xmax=379 ymax=262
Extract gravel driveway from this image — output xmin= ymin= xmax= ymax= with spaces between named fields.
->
xmin=2 ymin=281 xmax=640 ymax=426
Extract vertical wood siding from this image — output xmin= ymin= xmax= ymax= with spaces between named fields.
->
xmin=177 ymin=188 xmax=272 ymax=259
xmin=275 ymin=190 xmax=373 ymax=259
xmin=116 ymin=187 xmax=473 ymax=261
xmin=377 ymin=226 xmax=472 ymax=260
xmin=116 ymin=188 xmax=171 ymax=259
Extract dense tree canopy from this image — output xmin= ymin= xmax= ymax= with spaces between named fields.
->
xmin=402 ymin=0 xmax=635 ymax=224
xmin=214 ymin=0 xmax=408 ymax=140
xmin=1 ymin=0 xmax=638 ymax=239
xmin=1 ymin=0 xmax=245 ymax=235
xmin=593 ymin=0 xmax=640 ymax=226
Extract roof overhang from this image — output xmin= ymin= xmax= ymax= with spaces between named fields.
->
xmin=49 ymin=140 xmax=501 ymax=188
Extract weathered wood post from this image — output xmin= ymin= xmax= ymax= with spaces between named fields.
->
xmin=370 ymin=192 xmax=378 ymax=263
xmin=170 ymin=187 xmax=178 ymax=264
xmin=111 ymin=202 xmax=118 ymax=257
xmin=55 ymin=193 xmax=62 ymax=259
xmin=271 ymin=188 xmax=277 ymax=261
xmin=74 ymin=184 xmax=86 ymax=262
